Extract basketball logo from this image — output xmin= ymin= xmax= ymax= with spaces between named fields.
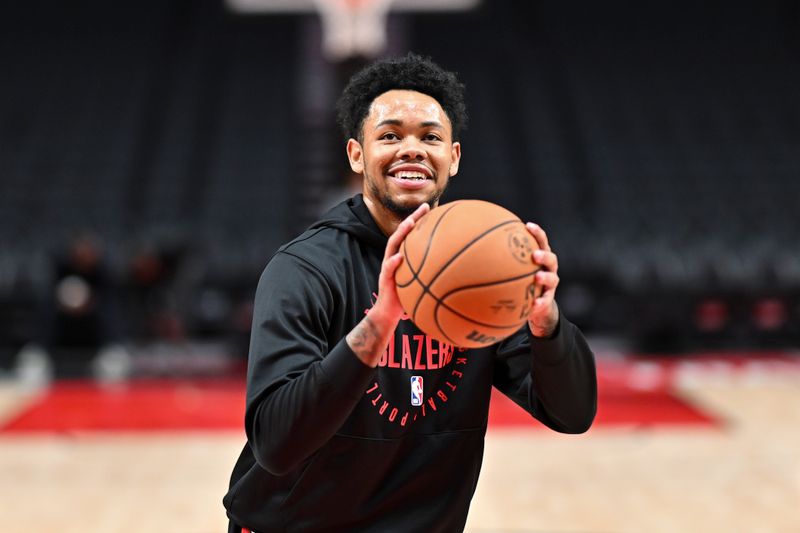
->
xmin=507 ymin=230 xmax=533 ymax=264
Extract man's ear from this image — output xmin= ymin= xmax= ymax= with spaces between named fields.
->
xmin=346 ymin=138 xmax=364 ymax=174
xmin=449 ymin=141 xmax=462 ymax=177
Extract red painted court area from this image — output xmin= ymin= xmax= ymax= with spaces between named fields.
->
xmin=489 ymin=356 xmax=721 ymax=429
xmin=2 ymin=356 xmax=766 ymax=433
xmin=1 ymin=380 xmax=246 ymax=433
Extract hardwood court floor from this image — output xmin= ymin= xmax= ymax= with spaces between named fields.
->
xmin=0 ymin=355 xmax=798 ymax=533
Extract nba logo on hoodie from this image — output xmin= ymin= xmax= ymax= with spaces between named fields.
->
xmin=410 ymin=376 xmax=423 ymax=406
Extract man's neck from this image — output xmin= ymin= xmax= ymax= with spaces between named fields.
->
xmin=362 ymin=195 xmax=401 ymax=237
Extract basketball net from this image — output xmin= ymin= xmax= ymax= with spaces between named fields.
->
xmin=313 ymin=0 xmax=394 ymax=60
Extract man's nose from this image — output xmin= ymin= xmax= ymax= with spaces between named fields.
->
xmin=397 ymin=137 xmax=425 ymax=160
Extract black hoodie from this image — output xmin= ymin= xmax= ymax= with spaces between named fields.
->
xmin=224 ymin=195 xmax=597 ymax=532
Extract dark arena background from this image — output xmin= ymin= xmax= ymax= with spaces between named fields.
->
xmin=1 ymin=1 xmax=798 ymax=531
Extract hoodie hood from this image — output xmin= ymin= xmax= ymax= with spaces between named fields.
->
xmin=309 ymin=194 xmax=388 ymax=250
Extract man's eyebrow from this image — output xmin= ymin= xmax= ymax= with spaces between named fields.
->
xmin=375 ymin=119 xmax=403 ymax=128
xmin=374 ymin=119 xmax=444 ymax=129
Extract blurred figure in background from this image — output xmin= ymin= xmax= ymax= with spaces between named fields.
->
xmin=128 ymin=240 xmax=187 ymax=342
xmin=51 ymin=233 xmax=114 ymax=347
xmin=34 ymin=232 xmax=128 ymax=380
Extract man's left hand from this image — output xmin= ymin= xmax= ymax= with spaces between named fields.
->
xmin=525 ymin=222 xmax=560 ymax=338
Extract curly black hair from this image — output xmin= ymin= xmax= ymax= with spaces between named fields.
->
xmin=336 ymin=53 xmax=468 ymax=142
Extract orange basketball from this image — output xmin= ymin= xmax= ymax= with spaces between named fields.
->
xmin=395 ymin=200 xmax=541 ymax=348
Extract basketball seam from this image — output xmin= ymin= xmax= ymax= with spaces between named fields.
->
xmin=397 ymin=202 xmax=460 ymax=289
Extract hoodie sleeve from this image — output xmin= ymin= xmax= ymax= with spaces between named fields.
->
xmin=244 ymin=252 xmax=376 ymax=475
xmin=492 ymin=311 xmax=597 ymax=433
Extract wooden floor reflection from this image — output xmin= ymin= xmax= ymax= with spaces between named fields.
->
xmin=1 ymin=356 xmax=798 ymax=533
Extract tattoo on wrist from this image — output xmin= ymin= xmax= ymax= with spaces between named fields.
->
xmin=347 ymin=315 xmax=381 ymax=360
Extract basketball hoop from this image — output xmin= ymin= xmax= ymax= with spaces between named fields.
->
xmin=313 ymin=0 xmax=393 ymax=61
xmin=225 ymin=0 xmax=481 ymax=60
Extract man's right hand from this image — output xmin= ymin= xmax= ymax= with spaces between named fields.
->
xmin=346 ymin=203 xmax=430 ymax=367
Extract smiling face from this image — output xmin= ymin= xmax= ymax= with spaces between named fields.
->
xmin=346 ymin=89 xmax=462 ymax=235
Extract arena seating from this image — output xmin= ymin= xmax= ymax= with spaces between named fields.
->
xmin=0 ymin=0 xmax=797 ymax=357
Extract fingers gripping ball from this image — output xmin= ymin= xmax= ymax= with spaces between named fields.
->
xmin=395 ymin=200 xmax=542 ymax=348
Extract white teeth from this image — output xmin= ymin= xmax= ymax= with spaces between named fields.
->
xmin=394 ymin=171 xmax=427 ymax=180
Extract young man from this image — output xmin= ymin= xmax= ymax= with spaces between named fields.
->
xmin=224 ymin=54 xmax=597 ymax=533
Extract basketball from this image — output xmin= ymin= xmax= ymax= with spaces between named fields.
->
xmin=395 ymin=200 xmax=542 ymax=348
